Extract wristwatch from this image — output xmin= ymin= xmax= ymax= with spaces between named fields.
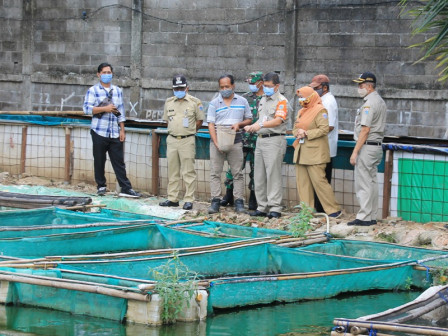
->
xmin=259 ymin=121 xmax=264 ymax=128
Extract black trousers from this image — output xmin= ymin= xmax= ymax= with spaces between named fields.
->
xmin=314 ymin=158 xmax=333 ymax=213
xmin=90 ymin=130 xmax=132 ymax=191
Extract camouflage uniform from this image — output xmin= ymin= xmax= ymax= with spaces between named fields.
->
xmin=223 ymin=72 xmax=263 ymax=204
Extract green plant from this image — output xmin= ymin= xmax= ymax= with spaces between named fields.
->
xmin=431 ymin=267 xmax=448 ymax=285
xmin=288 ymin=202 xmax=314 ymax=238
xmin=150 ymin=252 xmax=199 ymax=323
xmin=377 ymin=232 xmax=397 ymax=243
xmin=404 ymin=276 xmax=413 ymax=290
xmin=399 ymin=0 xmax=448 ymax=82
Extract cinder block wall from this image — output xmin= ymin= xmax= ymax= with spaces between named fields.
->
xmin=0 ymin=1 xmax=446 ymax=137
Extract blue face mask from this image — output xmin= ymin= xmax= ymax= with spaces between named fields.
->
xmin=100 ymin=74 xmax=113 ymax=84
xmin=174 ymin=90 xmax=186 ymax=99
xmin=220 ymin=89 xmax=234 ymax=98
xmin=249 ymin=84 xmax=259 ymax=93
xmin=263 ymin=86 xmax=275 ymax=96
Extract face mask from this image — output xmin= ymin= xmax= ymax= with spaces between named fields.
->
xmin=315 ymin=88 xmax=323 ymax=96
xmin=174 ymin=90 xmax=186 ymax=99
xmin=298 ymin=94 xmax=312 ymax=107
xmin=100 ymin=74 xmax=113 ymax=84
xmin=249 ymin=84 xmax=258 ymax=93
xmin=263 ymin=86 xmax=275 ymax=96
xmin=358 ymin=87 xmax=368 ymax=98
xmin=220 ymin=89 xmax=234 ymax=98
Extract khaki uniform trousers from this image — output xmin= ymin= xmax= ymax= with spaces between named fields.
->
xmin=295 ymin=163 xmax=340 ymax=214
xmin=354 ymin=144 xmax=383 ymax=221
xmin=166 ymin=135 xmax=196 ymax=203
xmin=254 ymin=136 xmax=286 ymax=213
xmin=210 ymin=141 xmax=244 ymax=200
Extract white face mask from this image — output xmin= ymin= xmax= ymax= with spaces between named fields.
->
xmin=358 ymin=87 xmax=368 ymax=98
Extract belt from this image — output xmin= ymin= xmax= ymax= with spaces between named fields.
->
xmin=258 ymin=133 xmax=285 ymax=138
xmin=169 ymin=134 xmax=195 ymax=139
xmin=365 ymin=141 xmax=382 ymax=146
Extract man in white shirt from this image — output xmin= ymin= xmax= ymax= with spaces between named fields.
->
xmin=308 ymin=74 xmax=339 ymax=213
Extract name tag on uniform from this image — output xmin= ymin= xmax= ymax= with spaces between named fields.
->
xmin=183 ymin=117 xmax=189 ymax=128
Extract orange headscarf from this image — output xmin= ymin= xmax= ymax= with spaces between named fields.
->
xmin=294 ymin=86 xmax=325 ymax=131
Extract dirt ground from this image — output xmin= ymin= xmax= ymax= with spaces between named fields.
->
xmin=1 ymin=171 xmax=448 ymax=250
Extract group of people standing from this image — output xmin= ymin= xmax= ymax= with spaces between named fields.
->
xmin=83 ymin=63 xmax=386 ymax=226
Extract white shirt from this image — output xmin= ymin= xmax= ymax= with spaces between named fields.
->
xmin=321 ymin=92 xmax=339 ymax=158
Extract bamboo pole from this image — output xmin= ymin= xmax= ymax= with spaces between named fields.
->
xmin=333 ymin=318 xmax=448 ymax=336
xmin=20 ymin=126 xmax=27 ymax=174
xmin=0 ymin=272 xmax=150 ymax=302
xmin=151 ymin=130 xmax=160 ymax=196
xmin=0 ymin=111 xmax=85 ymax=116
xmin=64 ymin=204 xmax=107 ymax=210
xmin=64 ymin=127 xmax=72 ymax=183
xmin=382 ymin=150 xmax=393 ymax=218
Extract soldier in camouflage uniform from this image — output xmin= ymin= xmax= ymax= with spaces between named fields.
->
xmin=221 ymin=72 xmax=263 ymax=210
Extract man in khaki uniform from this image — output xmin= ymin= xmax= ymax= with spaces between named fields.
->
xmin=159 ymin=75 xmax=204 ymax=210
xmin=244 ymin=72 xmax=288 ymax=219
xmin=348 ymin=72 xmax=386 ymax=226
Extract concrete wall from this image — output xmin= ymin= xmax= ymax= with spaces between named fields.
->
xmin=0 ymin=1 xmax=446 ymax=136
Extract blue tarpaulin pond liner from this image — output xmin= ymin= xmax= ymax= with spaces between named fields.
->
xmin=0 ymin=115 xmax=90 ymax=126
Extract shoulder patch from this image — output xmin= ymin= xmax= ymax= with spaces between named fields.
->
xmin=322 ymin=113 xmax=328 ymax=119
xmin=198 ymin=104 xmax=203 ymax=111
xmin=363 ymin=107 xmax=370 ymax=114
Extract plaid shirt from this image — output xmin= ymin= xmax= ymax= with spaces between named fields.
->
xmin=83 ymin=83 xmax=126 ymax=138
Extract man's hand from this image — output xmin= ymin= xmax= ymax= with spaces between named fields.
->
xmin=244 ymin=122 xmax=261 ymax=133
xmin=350 ymin=152 xmax=357 ymax=166
xmin=295 ymin=128 xmax=307 ymax=139
xmin=120 ymin=128 xmax=126 ymax=142
xmin=103 ymin=104 xmax=118 ymax=113
xmin=231 ymin=123 xmax=240 ymax=132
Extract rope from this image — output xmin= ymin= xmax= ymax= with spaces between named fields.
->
xmin=417 ymin=262 xmax=431 ymax=282
xmin=368 ymin=323 xmax=378 ymax=336
xmin=438 ymin=290 xmax=448 ymax=304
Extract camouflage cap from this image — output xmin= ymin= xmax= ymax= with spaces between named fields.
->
xmin=246 ymin=71 xmax=264 ymax=84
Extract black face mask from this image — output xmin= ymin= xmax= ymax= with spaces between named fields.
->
xmin=315 ymin=87 xmax=324 ymax=96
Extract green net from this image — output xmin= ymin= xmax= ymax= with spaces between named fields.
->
xmin=3 ymin=268 xmax=128 ymax=321
xmin=300 ymin=239 xmax=448 ymax=267
xmin=0 ymin=224 xmax=240 ymax=258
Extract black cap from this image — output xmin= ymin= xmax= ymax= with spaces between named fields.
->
xmin=172 ymin=74 xmax=187 ymax=88
xmin=353 ymin=72 xmax=376 ymax=84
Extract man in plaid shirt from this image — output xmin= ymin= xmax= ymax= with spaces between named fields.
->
xmin=83 ymin=62 xmax=141 ymax=198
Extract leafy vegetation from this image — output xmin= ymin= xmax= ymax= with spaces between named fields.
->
xmin=150 ymin=253 xmax=199 ymax=323
xmin=400 ymin=0 xmax=448 ymax=82
xmin=288 ymin=202 xmax=314 ymax=237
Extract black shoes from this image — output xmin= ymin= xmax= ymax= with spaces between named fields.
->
xmin=329 ymin=211 xmax=342 ymax=218
xmin=250 ymin=210 xmax=267 ymax=217
xmin=159 ymin=200 xmax=179 ymax=207
xmin=248 ymin=190 xmax=257 ymax=211
xmin=208 ymin=198 xmax=221 ymax=214
xmin=268 ymin=211 xmax=281 ymax=219
xmin=347 ymin=219 xmax=375 ymax=226
xmin=220 ymin=188 xmax=234 ymax=206
xmin=119 ymin=189 xmax=142 ymax=198
xmin=97 ymin=187 xmax=106 ymax=196
xmin=234 ymin=198 xmax=246 ymax=213
xmin=183 ymin=202 xmax=193 ymax=210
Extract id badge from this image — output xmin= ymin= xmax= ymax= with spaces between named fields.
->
xmin=183 ymin=117 xmax=189 ymax=128
xmin=299 ymin=138 xmax=305 ymax=144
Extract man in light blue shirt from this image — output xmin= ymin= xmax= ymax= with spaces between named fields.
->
xmin=207 ymin=74 xmax=252 ymax=214
xmin=83 ymin=62 xmax=140 ymax=198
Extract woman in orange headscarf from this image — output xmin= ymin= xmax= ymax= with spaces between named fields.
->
xmin=293 ymin=86 xmax=341 ymax=217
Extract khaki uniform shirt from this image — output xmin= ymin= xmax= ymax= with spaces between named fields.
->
xmin=257 ymin=91 xmax=288 ymax=135
xmin=163 ymin=94 xmax=205 ymax=136
xmin=354 ymin=91 xmax=386 ymax=142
